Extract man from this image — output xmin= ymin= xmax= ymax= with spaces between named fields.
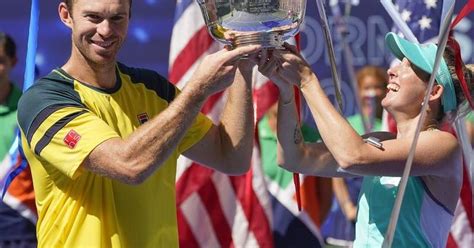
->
xmin=17 ymin=0 xmax=260 ymax=247
xmin=0 ymin=32 xmax=37 ymax=247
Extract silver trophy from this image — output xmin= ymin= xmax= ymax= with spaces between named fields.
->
xmin=197 ymin=0 xmax=307 ymax=48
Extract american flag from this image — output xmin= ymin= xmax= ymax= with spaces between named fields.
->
xmin=169 ymin=1 xmax=277 ymax=246
xmin=391 ymin=1 xmax=474 ymax=247
xmin=394 ymin=0 xmax=443 ymax=42
xmin=169 ymin=0 xmax=331 ymax=246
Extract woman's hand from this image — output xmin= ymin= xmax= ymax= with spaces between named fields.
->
xmin=274 ymin=43 xmax=316 ymax=90
xmin=252 ymin=49 xmax=294 ymax=103
xmin=253 ymin=44 xmax=317 ymax=98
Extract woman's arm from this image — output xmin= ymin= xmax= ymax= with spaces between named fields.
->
xmin=266 ymin=46 xmax=461 ymax=177
xmin=269 ymin=70 xmax=351 ymax=177
xmin=275 ymin=92 xmax=351 ymax=177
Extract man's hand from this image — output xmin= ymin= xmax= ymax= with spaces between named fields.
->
xmin=190 ymin=45 xmax=261 ymax=96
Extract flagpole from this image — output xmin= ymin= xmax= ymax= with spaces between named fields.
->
xmin=329 ymin=2 xmax=369 ymax=133
xmin=315 ymin=0 xmax=344 ymax=112
xmin=382 ymin=3 xmax=455 ymax=247
xmin=24 ymin=0 xmax=40 ymax=92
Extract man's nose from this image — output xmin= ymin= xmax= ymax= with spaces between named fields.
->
xmin=97 ymin=20 xmax=113 ymax=38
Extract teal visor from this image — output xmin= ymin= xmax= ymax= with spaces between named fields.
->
xmin=385 ymin=32 xmax=456 ymax=113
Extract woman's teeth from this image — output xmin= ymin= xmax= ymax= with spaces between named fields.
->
xmin=387 ymin=83 xmax=399 ymax=92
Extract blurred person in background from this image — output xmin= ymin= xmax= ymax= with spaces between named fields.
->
xmin=0 ymin=32 xmax=37 ymax=248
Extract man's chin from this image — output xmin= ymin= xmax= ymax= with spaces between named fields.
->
xmin=88 ymin=54 xmax=116 ymax=66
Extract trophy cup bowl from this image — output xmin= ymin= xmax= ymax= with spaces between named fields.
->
xmin=197 ymin=0 xmax=307 ymax=48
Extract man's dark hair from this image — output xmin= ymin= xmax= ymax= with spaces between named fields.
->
xmin=0 ymin=32 xmax=16 ymax=59
xmin=62 ymin=0 xmax=133 ymax=15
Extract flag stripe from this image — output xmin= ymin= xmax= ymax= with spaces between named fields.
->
xmin=169 ymin=27 xmax=214 ymax=84
xmin=180 ymin=193 xmax=220 ymax=247
xmin=450 ymin=197 xmax=474 ymax=247
xmin=446 ymin=233 xmax=457 ymax=248
xmin=210 ymin=172 xmax=251 ymax=246
xmin=198 ymin=180 xmax=234 ymax=247
xmin=253 ymin=81 xmax=278 ymax=121
xmin=173 ymin=0 xmax=195 ymax=23
xmin=169 ymin=2 xmax=206 ymax=65
xmin=177 ymin=208 xmax=200 ymax=248
xmin=176 ymin=164 xmax=213 ymax=205
xmin=230 ymin=173 xmax=274 ymax=247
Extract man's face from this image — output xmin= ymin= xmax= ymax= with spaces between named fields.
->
xmin=62 ymin=0 xmax=130 ymax=66
xmin=0 ymin=45 xmax=16 ymax=83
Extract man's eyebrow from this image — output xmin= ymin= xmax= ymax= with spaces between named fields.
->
xmin=82 ymin=10 xmax=128 ymax=16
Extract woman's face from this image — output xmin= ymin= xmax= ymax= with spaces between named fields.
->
xmin=382 ymin=58 xmax=428 ymax=116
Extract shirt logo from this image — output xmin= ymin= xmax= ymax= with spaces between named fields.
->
xmin=137 ymin=113 xmax=149 ymax=125
xmin=64 ymin=129 xmax=81 ymax=149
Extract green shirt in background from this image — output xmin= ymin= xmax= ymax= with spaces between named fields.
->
xmin=258 ymin=115 xmax=321 ymax=188
xmin=0 ymin=83 xmax=22 ymax=158
xmin=346 ymin=114 xmax=382 ymax=135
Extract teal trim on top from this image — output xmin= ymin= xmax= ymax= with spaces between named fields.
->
xmin=354 ymin=176 xmax=431 ymax=247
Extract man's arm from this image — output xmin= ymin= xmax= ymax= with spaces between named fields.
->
xmin=82 ymin=45 xmax=261 ymax=184
xmin=182 ymin=62 xmax=255 ymax=175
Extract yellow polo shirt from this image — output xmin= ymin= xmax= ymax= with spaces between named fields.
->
xmin=18 ymin=63 xmax=212 ymax=247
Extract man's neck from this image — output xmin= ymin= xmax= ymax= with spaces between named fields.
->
xmin=62 ymin=53 xmax=117 ymax=89
xmin=0 ymin=79 xmax=12 ymax=104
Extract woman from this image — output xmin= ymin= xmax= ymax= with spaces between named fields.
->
xmin=256 ymin=32 xmax=473 ymax=247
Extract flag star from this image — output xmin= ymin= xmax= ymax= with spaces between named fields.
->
xmin=418 ymin=16 xmax=432 ymax=30
xmin=401 ymin=9 xmax=412 ymax=22
xmin=424 ymin=0 xmax=437 ymax=9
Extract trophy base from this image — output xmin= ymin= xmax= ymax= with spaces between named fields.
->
xmin=231 ymin=32 xmax=284 ymax=48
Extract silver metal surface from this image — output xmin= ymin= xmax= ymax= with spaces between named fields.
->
xmin=196 ymin=0 xmax=306 ymax=47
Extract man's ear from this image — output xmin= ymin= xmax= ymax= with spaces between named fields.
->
xmin=58 ymin=2 xmax=73 ymax=29
xmin=429 ymin=84 xmax=444 ymax=101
